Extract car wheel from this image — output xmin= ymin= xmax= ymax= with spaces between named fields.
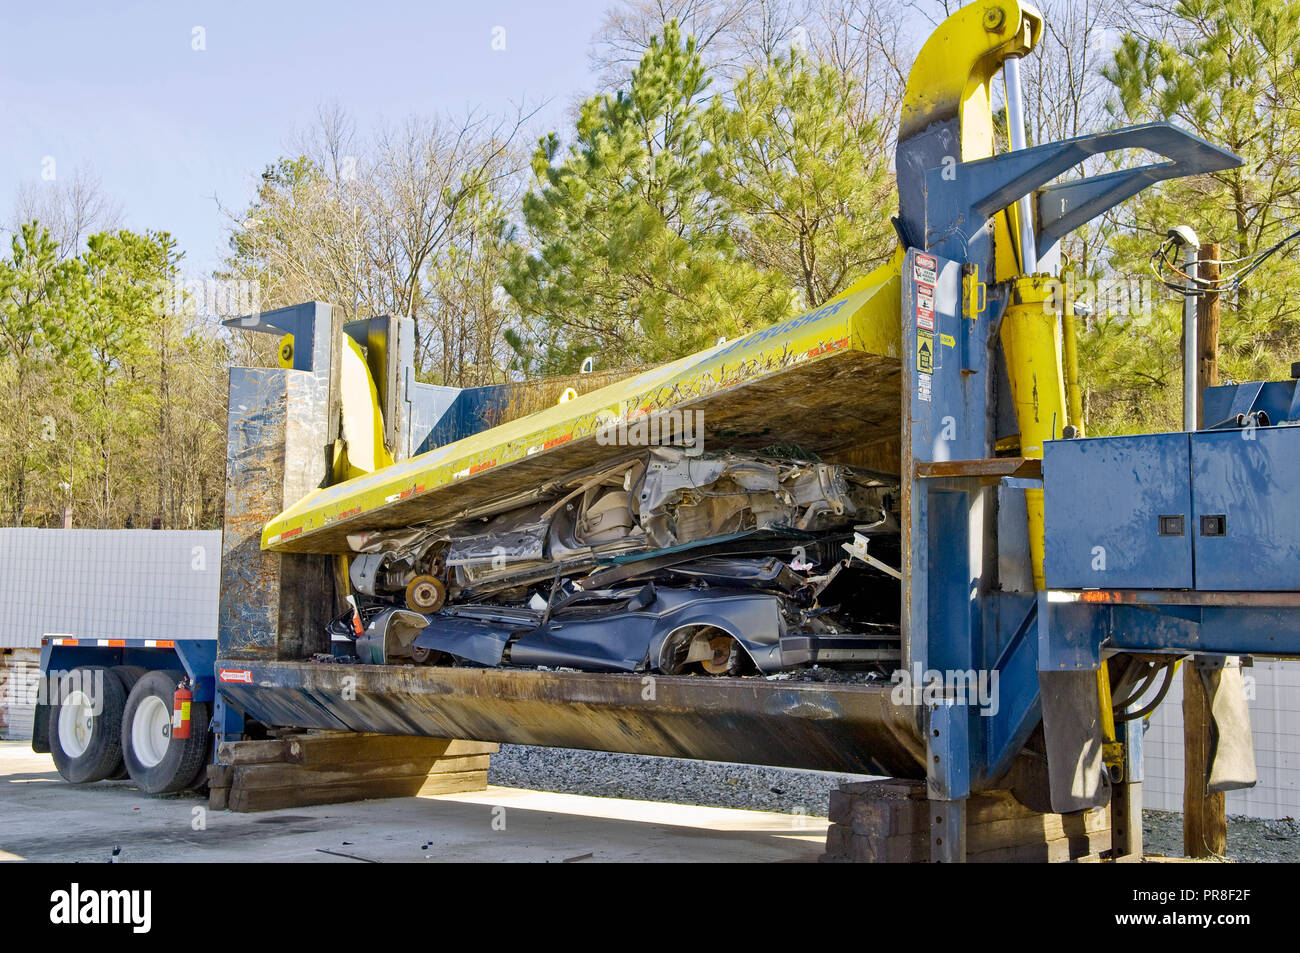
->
xmin=700 ymin=633 xmax=745 ymax=676
xmin=405 ymin=575 xmax=447 ymax=613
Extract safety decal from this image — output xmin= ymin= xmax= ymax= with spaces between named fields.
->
xmin=916 ymin=281 xmax=934 ymax=313
xmin=914 ymin=253 xmax=937 ymax=286
xmin=916 ymin=330 xmax=934 ymax=374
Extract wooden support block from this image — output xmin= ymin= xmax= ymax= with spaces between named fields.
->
xmin=846 ymin=800 xmax=929 ymax=838
xmin=284 ymin=733 xmax=499 ymax=766
xmin=970 ymin=828 xmax=1112 ymax=864
xmin=225 ymin=770 xmax=489 ymax=812
xmin=217 ymin=739 xmax=289 ymax=765
xmin=214 ymin=730 xmax=496 ymax=812
xmin=230 ymin=754 xmax=490 ymax=790
xmin=822 ymin=780 xmax=1112 ymax=863
xmin=207 ymin=765 xmax=234 ymax=811
xmin=824 ymin=823 xmax=851 ymax=858
xmin=417 ymin=770 xmax=493 ymax=796
xmin=968 ymin=806 xmax=1109 ymax=853
xmin=849 ymin=831 xmax=930 ymax=863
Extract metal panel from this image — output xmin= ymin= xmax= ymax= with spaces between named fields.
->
xmin=1043 ymin=433 xmax=1193 ymax=589
xmin=0 ymin=529 xmax=222 ymax=648
xmin=1191 ymin=427 xmax=1300 ymax=590
xmin=219 ymin=368 xmax=335 ymax=660
xmin=263 ymin=276 xmax=903 ymax=554
xmin=215 ymin=661 xmax=927 ymax=777
xmin=901 ymin=248 xmax=990 ymax=673
xmin=1202 ymin=381 xmax=1296 ymax=428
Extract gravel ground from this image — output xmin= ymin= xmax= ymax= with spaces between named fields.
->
xmin=487 ymin=744 xmax=873 ymax=817
xmin=489 ymin=746 xmax=1300 ymax=862
xmin=1143 ymin=810 xmax=1300 ymax=863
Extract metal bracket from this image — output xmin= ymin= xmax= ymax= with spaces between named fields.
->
xmin=923 ymin=122 xmax=1241 ymax=257
xmin=222 ymin=301 xmax=336 ymax=374
xmin=842 ymin=532 xmax=902 ymax=580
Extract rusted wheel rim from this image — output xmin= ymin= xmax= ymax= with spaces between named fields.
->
xmin=405 ymin=575 xmax=446 ymax=613
xmin=700 ymin=635 xmax=738 ymax=675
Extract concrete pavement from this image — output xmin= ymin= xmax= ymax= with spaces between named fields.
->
xmin=0 ymin=742 xmax=827 ymax=863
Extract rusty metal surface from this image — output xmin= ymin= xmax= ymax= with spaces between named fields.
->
xmin=268 ymin=349 xmax=903 ymax=555
xmin=219 ymin=368 xmax=335 ymax=660
xmin=915 ymin=457 xmax=1041 ymax=480
xmin=1047 ymin=589 xmax=1300 ymax=608
xmin=216 ymin=661 xmax=926 ymax=777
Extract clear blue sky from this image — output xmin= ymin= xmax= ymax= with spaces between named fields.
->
xmin=0 ymin=0 xmax=612 ymax=272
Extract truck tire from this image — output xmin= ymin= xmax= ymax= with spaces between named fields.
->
xmin=107 ymin=667 xmax=148 ymax=779
xmin=49 ymin=666 xmax=128 ymax=784
xmin=121 ymin=669 xmax=210 ymax=795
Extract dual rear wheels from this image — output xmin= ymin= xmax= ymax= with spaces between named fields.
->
xmin=49 ymin=666 xmax=210 ymax=794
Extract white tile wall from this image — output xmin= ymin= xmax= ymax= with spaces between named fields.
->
xmin=0 ymin=529 xmax=221 ymax=648
xmin=1142 ymin=658 xmax=1300 ymax=820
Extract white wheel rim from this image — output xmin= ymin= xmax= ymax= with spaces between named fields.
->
xmin=57 ymin=690 xmax=96 ymax=758
xmin=132 ymin=695 xmax=172 ymax=768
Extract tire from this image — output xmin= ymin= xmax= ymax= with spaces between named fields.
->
xmin=49 ymin=666 xmax=128 ymax=784
xmin=110 ymin=665 xmax=148 ymax=690
xmin=107 ymin=667 xmax=148 ymax=779
xmin=121 ymin=669 xmax=210 ymax=795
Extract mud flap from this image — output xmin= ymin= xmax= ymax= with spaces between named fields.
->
xmin=1039 ymin=670 xmax=1107 ymax=813
xmin=1200 ymin=657 xmax=1257 ymax=794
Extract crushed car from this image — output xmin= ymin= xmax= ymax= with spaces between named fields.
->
xmin=333 ymin=447 xmax=903 ymax=677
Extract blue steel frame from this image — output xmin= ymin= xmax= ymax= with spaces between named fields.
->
xmin=895 ymin=119 xmax=1243 ymax=854
xmin=1041 ymin=591 xmax=1300 ymax=672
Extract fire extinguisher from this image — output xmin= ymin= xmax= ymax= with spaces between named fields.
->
xmin=172 ymin=676 xmax=193 ymax=740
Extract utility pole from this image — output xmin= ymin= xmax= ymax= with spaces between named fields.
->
xmin=1196 ymin=243 xmax=1221 ymax=428
xmin=1184 ymin=242 xmax=1226 ymax=859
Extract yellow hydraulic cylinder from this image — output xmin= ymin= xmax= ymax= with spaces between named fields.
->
xmin=1061 ymin=288 xmax=1084 ymax=435
xmin=1000 ymin=274 xmax=1069 ymax=589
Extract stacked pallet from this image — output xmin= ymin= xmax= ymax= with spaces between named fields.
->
xmin=0 ymin=648 xmax=40 ymax=740
xmin=822 ymin=779 xmax=1111 ymax=863
xmin=208 ymin=731 xmax=497 ymax=812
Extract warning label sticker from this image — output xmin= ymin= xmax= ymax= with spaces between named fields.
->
xmin=916 ymin=281 xmax=934 ymax=312
xmin=916 ymin=331 xmax=934 ymax=374
xmin=914 ymin=253 xmax=937 ymax=286
xmin=941 ymin=333 xmax=955 ymax=348
xmin=917 ymin=373 xmax=932 ymax=402
xmin=917 ymin=308 xmax=934 ymax=331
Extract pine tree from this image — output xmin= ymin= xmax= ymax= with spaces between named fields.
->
xmin=703 ymin=50 xmax=895 ymax=309
xmin=504 ymin=21 xmax=794 ymax=373
xmin=1092 ymin=0 xmax=1300 ymax=432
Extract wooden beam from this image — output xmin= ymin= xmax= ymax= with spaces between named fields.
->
xmin=914 ymin=457 xmax=1041 ymax=481
xmin=1196 ymin=243 xmax=1221 ymax=429
xmin=1183 ymin=663 xmax=1227 ymax=857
